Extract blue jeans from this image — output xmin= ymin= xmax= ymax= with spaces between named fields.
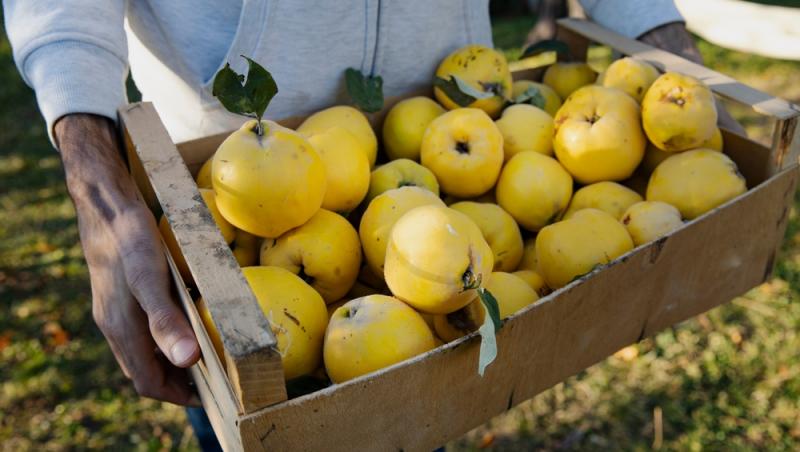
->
xmin=186 ymin=407 xmax=222 ymax=452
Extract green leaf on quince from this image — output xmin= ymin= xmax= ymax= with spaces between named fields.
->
xmin=513 ymin=85 xmax=547 ymax=110
xmin=212 ymin=56 xmax=278 ymax=131
xmin=521 ymin=39 xmax=571 ymax=61
xmin=345 ymin=68 xmax=384 ymax=113
xmin=476 ymin=287 xmax=503 ymax=376
xmin=433 ymin=75 xmax=494 ymax=107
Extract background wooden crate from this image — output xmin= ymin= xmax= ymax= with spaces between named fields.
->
xmin=119 ymin=18 xmax=799 ymax=452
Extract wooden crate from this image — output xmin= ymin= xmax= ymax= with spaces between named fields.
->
xmin=119 ymin=18 xmax=800 ymax=452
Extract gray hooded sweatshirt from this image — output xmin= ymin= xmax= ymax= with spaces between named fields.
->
xmin=4 ymin=0 xmax=683 ymax=144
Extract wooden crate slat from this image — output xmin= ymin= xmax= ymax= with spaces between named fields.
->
xmin=771 ymin=117 xmax=800 ymax=174
xmin=163 ymin=251 xmax=243 ymax=451
xmin=190 ymin=365 xmax=244 ymax=452
xmin=119 ymin=103 xmax=287 ymax=413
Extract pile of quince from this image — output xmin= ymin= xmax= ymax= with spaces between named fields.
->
xmin=161 ymin=44 xmax=747 ymax=387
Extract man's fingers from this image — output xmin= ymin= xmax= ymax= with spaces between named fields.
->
xmin=119 ymin=215 xmax=200 ymax=368
xmin=96 ymin=289 xmax=198 ymax=405
xmin=146 ymin=298 xmax=201 ymax=367
xmin=159 ymin=353 xmax=202 ymax=407
xmin=130 ymin=353 xmax=197 ymax=405
xmin=127 ymin=335 xmax=198 ymax=405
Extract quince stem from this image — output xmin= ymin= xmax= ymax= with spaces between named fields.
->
xmin=251 ymin=120 xmax=265 ymax=137
xmin=462 ymin=268 xmax=482 ymax=290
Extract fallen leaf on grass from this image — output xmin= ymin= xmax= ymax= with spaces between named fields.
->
xmin=0 ymin=331 xmax=12 ymax=352
xmin=479 ymin=432 xmax=495 ymax=448
xmin=43 ymin=321 xmax=70 ymax=347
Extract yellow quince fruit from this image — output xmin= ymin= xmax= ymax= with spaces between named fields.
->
xmin=621 ymin=201 xmax=683 ymax=246
xmin=382 ymin=96 xmax=446 ymax=161
xmin=324 ymin=295 xmax=435 ymax=383
xmin=543 ymin=62 xmax=597 ymax=100
xmin=434 ymin=44 xmax=513 ymax=118
xmin=600 ymin=57 xmax=659 ymax=103
xmin=553 ymin=85 xmax=646 ymax=184
xmin=536 ymin=209 xmax=634 ymax=289
xmin=496 ymin=151 xmax=573 ymax=231
xmin=384 ymin=205 xmax=494 ymax=314
xmin=646 ymin=149 xmax=746 ymax=220
xmin=703 ymin=127 xmax=724 ymax=152
xmin=359 ymin=186 xmax=445 ymax=277
xmin=450 ymin=201 xmax=524 ymax=272
xmin=484 ymin=271 xmax=539 ymax=318
xmin=296 ymin=105 xmax=378 ymax=167
xmin=434 ymin=270 xmax=539 ymax=341
xmin=242 ymin=266 xmax=328 ymax=381
xmin=212 ymin=119 xmax=326 ymax=238
xmin=260 ymin=209 xmax=361 ymax=303
xmin=231 ymin=228 xmax=261 ymax=267
xmin=421 ymin=108 xmax=504 ymax=198
xmin=195 ymin=157 xmax=213 ymax=189
xmin=495 ymin=104 xmax=554 ymax=161
xmin=562 ymin=181 xmax=643 ymax=221
xmin=306 ymin=126 xmax=370 ymax=213
xmin=366 ymin=158 xmax=440 ymax=204
xmin=642 ymin=72 xmax=718 ymax=152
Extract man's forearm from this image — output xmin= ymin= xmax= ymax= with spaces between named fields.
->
xmin=55 ymin=114 xmax=138 ymax=219
xmin=639 ymin=22 xmax=703 ymax=65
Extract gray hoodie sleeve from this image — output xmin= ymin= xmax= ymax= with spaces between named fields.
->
xmin=579 ymin=0 xmax=684 ymax=38
xmin=3 ymin=0 xmax=128 ymax=144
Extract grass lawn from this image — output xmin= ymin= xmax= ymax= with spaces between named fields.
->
xmin=2 ymin=11 xmax=800 ymax=451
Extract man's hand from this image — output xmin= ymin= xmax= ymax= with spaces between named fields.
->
xmin=639 ymin=22 xmax=745 ymax=135
xmin=55 ymin=114 xmax=201 ymax=405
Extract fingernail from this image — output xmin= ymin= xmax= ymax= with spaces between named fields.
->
xmin=170 ymin=338 xmax=198 ymax=365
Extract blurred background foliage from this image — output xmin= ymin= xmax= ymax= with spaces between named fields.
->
xmin=2 ymin=4 xmax=800 ymax=451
